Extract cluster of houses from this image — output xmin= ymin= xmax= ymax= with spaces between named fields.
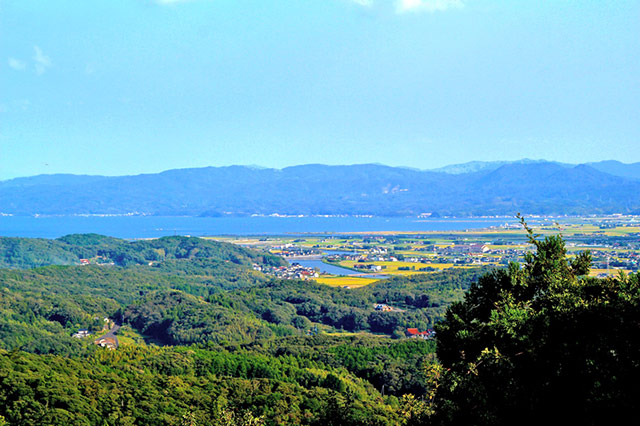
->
xmin=271 ymin=244 xmax=321 ymax=258
xmin=327 ymin=247 xmax=495 ymax=269
xmin=72 ymin=328 xmax=118 ymax=350
xmin=406 ymin=328 xmax=436 ymax=339
xmin=590 ymin=250 xmax=639 ymax=273
xmin=78 ymin=256 xmax=115 ymax=266
xmin=253 ymin=263 xmax=320 ymax=280
xmin=354 ymin=263 xmax=384 ymax=272
xmin=443 ymin=243 xmax=490 ymax=254
xmin=326 ymin=253 xmax=400 ymax=263
xmin=324 ymin=242 xmax=545 ymax=269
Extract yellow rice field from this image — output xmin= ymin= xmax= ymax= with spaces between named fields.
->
xmin=314 ymin=276 xmax=379 ymax=288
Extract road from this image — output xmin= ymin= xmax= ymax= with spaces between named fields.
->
xmin=95 ymin=323 xmax=120 ymax=349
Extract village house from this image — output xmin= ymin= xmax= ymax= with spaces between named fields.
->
xmin=72 ymin=329 xmax=91 ymax=338
xmin=259 ymin=262 xmax=319 ymax=280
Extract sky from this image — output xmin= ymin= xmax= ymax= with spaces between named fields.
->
xmin=1 ymin=0 xmax=639 ymax=180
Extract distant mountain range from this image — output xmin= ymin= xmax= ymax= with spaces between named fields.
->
xmin=2 ymin=160 xmax=640 ymax=217
xmin=429 ymin=159 xmax=569 ymax=174
xmin=430 ymin=159 xmax=640 ymax=178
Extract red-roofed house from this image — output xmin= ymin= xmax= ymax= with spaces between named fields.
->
xmin=406 ymin=328 xmax=436 ymax=339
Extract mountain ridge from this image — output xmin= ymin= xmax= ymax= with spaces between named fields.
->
xmin=2 ymin=161 xmax=640 ymax=217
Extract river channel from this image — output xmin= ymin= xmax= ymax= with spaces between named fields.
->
xmin=288 ymin=252 xmax=388 ymax=278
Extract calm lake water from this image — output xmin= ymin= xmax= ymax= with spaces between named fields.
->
xmin=290 ymin=258 xmax=359 ymax=276
xmin=0 ymin=215 xmax=519 ymax=239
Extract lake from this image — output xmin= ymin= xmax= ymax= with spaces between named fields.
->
xmin=289 ymin=257 xmax=361 ymax=276
xmin=0 ymin=215 xmax=520 ymax=239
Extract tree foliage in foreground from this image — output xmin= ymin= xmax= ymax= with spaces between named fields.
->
xmin=432 ymin=218 xmax=640 ymax=425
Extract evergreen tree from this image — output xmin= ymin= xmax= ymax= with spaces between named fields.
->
xmin=433 ymin=216 xmax=640 ymax=425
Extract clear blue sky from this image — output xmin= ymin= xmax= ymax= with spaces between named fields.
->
xmin=1 ymin=0 xmax=638 ymax=179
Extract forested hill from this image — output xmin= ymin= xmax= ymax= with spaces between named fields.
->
xmin=0 ymin=234 xmax=284 ymax=269
xmin=2 ymin=161 xmax=640 ymax=216
xmin=0 ymin=234 xmax=478 ymax=355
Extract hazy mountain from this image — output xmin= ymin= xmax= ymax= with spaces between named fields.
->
xmin=0 ymin=174 xmax=111 ymax=188
xmin=429 ymin=159 xmax=571 ymax=175
xmin=586 ymin=160 xmax=640 ymax=180
xmin=1 ymin=162 xmax=639 ymax=217
xmin=431 ymin=158 xmax=640 ymax=180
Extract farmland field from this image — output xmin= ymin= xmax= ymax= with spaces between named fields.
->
xmin=211 ymin=217 xmax=640 ymax=284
